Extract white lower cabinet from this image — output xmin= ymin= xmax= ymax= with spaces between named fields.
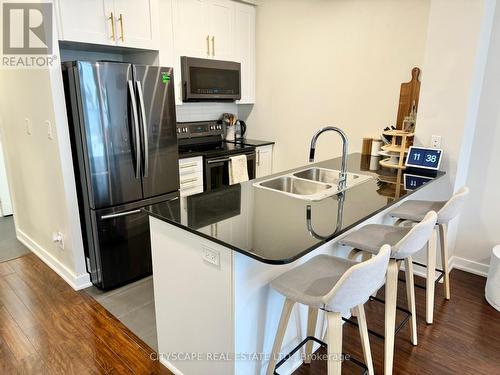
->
xmin=255 ymin=144 xmax=274 ymax=178
xmin=179 ymin=156 xmax=204 ymax=197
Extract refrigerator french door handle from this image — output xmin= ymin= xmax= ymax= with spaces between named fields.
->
xmin=136 ymin=81 xmax=149 ymax=178
xmin=101 ymin=209 xmax=142 ymax=220
xmin=128 ymin=80 xmax=141 ymax=179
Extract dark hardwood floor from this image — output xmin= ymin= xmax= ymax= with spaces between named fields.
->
xmin=0 ymin=254 xmax=172 ymax=374
xmin=1 ymin=252 xmax=499 ymax=374
xmin=294 ymin=269 xmax=500 ymax=375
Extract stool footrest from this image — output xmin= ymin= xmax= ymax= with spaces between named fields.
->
xmin=342 ymin=296 xmax=412 ymax=340
xmin=397 ymin=261 xmax=445 ymax=290
xmin=273 ymin=335 xmax=368 ymax=375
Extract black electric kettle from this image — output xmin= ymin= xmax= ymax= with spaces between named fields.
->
xmin=235 ymin=120 xmax=247 ymax=139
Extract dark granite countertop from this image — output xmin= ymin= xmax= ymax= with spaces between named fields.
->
xmin=145 ymin=153 xmax=444 ymax=264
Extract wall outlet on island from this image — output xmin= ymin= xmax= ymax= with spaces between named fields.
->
xmin=430 ymin=135 xmax=442 ymax=148
xmin=202 ymin=246 xmax=220 ymax=267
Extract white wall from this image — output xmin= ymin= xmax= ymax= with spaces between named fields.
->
xmin=410 ymin=0 xmax=496 ymax=275
xmin=454 ymin=1 xmax=500 ymax=274
xmin=0 ymin=0 xmax=90 ymax=289
xmin=245 ymin=0 xmax=431 ymax=172
xmin=0 ymin=66 xmax=90 ymax=289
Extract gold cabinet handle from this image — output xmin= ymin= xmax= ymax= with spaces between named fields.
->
xmin=211 ymin=36 xmax=215 ymax=57
xmin=118 ymin=13 xmax=124 ymax=41
xmin=108 ymin=12 xmax=115 ymax=41
xmin=206 ymin=35 xmax=210 ymax=57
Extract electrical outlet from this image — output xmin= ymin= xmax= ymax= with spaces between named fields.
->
xmin=52 ymin=232 xmax=64 ymax=249
xmin=430 ymin=135 xmax=442 ymax=148
xmin=202 ymin=246 xmax=220 ymax=267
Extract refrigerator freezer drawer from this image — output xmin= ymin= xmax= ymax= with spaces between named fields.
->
xmin=88 ymin=192 xmax=180 ymax=290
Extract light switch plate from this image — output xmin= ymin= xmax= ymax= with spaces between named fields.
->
xmin=46 ymin=120 xmax=54 ymax=140
xmin=202 ymin=246 xmax=220 ymax=267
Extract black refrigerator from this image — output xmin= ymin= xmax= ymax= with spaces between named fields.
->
xmin=63 ymin=61 xmax=180 ymax=290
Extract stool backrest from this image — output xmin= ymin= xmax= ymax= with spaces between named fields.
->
xmin=323 ymin=245 xmax=391 ymax=312
xmin=394 ymin=211 xmax=437 ymax=259
xmin=438 ymin=186 xmax=469 ymax=223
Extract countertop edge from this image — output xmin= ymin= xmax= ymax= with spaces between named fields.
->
xmin=145 ymin=154 xmax=446 ymax=264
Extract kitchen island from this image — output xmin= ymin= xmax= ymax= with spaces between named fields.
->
xmin=144 ymin=153 xmax=444 ymax=375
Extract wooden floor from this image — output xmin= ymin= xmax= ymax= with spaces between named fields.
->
xmin=294 ymin=269 xmax=500 ymax=375
xmin=1 ymin=253 xmax=499 ymax=374
xmin=0 ymin=254 xmax=172 ymax=374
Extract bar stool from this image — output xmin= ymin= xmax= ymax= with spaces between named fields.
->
xmin=266 ymin=245 xmax=391 ymax=375
xmin=340 ymin=211 xmax=437 ymax=375
xmin=389 ymin=186 xmax=469 ymax=307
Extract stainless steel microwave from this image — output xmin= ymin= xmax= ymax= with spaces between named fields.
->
xmin=181 ymin=56 xmax=241 ymax=102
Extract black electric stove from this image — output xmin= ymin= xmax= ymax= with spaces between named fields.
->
xmin=177 ymin=121 xmax=256 ymax=190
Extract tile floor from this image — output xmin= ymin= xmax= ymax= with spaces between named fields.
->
xmin=85 ymin=276 xmax=158 ymax=351
xmin=0 ymin=215 xmax=31 ymax=262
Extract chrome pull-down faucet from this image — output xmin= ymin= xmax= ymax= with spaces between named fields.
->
xmin=309 ymin=126 xmax=349 ymax=187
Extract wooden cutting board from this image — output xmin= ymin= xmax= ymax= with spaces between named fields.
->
xmin=396 ymin=67 xmax=421 ymax=130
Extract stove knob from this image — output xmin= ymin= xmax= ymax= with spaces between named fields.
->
xmin=210 ymin=125 xmax=215 ymax=130
xmin=217 ymin=125 xmax=222 ymax=130
xmin=183 ymin=127 xmax=188 ymax=133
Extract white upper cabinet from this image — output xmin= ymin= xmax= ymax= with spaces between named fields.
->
xmin=172 ymin=0 xmax=211 ymax=58
xmin=57 ymin=0 xmax=160 ymax=50
xmin=57 ymin=0 xmax=114 ymax=46
xmin=169 ymin=0 xmax=256 ymax=104
xmin=113 ymin=0 xmax=159 ymax=50
xmin=233 ymin=1 xmax=256 ymax=103
xmin=208 ymin=0 xmax=234 ymax=60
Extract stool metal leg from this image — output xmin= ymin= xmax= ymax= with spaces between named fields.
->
xmin=326 ymin=311 xmax=343 ymax=375
xmin=439 ymin=223 xmax=451 ymax=300
xmin=404 ymin=257 xmax=418 ymax=346
xmin=304 ymin=307 xmax=318 ymax=364
xmin=384 ymin=259 xmax=399 ymax=375
xmin=267 ymin=298 xmax=295 ymax=375
xmin=426 ymin=229 xmax=437 ymax=324
xmin=355 ymin=304 xmax=374 ymax=375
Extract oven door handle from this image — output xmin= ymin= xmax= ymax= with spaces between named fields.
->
xmin=206 ymin=153 xmax=255 ymax=164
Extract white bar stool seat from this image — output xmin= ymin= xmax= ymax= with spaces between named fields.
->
xmin=266 ymin=246 xmax=391 ymax=375
xmin=270 ymin=255 xmax=358 ymax=309
xmin=389 ymin=186 xmax=470 ymax=305
xmin=340 ymin=211 xmax=437 ymax=375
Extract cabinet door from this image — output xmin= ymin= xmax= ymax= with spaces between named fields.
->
xmin=172 ymin=0 xmax=210 ymax=104
xmin=114 ymin=0 xmax=159 ymax=49
xmin=57 ymin=0 xmax=114 ymax=45
xmin=208 ymin=0 xmax=234 ymax=60
xmin=256 ymin=145 xmax=274 ymax=178
xmin=173 ymin=0 xmax=210 ymax=58
xmin=233 ymin=2 xmax=256 ymax=103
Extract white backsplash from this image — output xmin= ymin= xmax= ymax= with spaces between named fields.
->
xmin=175 ymin=102 xmax=239 ymax=122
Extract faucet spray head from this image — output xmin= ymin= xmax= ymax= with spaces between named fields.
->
xmin=309 ymin=148 xmax=315 ymax=162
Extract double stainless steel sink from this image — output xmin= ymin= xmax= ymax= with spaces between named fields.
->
xmin=254 ymin=167 xmax=372 ymax=201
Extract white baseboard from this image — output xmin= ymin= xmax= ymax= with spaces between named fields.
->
xmin=449 ymin=255 xmax=489 ymax=277
xmin=159 ymin=358 xmax=184 ymax=375
xmin=16 ymin=229 xmax=92 ymax=290
xmin=400 ymin=256 xmax=489 ymax=279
